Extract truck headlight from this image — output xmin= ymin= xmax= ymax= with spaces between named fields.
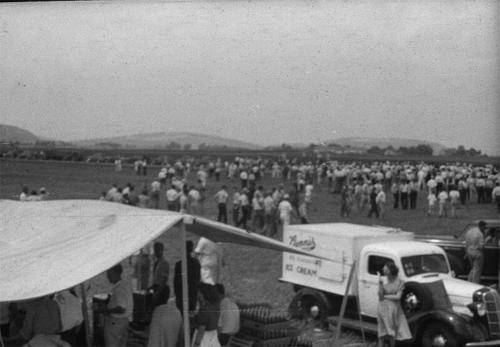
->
xmin=467 ymin=302 xmax=486 ymax=317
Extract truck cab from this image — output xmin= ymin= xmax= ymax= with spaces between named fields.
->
xmin=358 ymin=241 xmax=480 ymax=318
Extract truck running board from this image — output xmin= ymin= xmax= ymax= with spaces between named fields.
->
xmin=328 ymin=316 xmax=378 ymax=336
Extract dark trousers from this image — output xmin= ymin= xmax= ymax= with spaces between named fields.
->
xmin=238 ymin=206 xmax=250 ymax=229
xmin=400 ymin=192 xmax=408 ymax=209
xmin=409 ymin=191 xmax=417 ymax=209
xmin=232 ymin=206 xmax=239 ymax=226
xmin=393 ymin=192 xmax=399 ymax=208
xmin=459 ymin=189 xmax=467 ymax=205
xmin=477 ymin=187 xmax=485 ymax=204
xmin=217 ymin=203 xmax=228 ymax=223
xmin=368 ymin=203 xmax=379 ymax=218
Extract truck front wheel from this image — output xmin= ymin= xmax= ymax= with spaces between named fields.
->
xmin=420 ymin=322 xmax=461 ymax=347
xmin=288 ymin=288 xmax=331 ymax=321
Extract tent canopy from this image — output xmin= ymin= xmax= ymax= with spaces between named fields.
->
xmin=0 ymin=199 xmax=329 ymax=302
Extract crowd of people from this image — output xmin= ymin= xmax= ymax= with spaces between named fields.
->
xmin=94 ymin=157 xmax=499 ymax=233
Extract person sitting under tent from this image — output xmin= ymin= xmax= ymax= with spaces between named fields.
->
xmin=5 ymin=295 xmax=63 ymax=346
xmin=147 ymin=286 xmax=183 ymax=347
xmin=54 ymin=288 xmax=85 ymax=347
xmin=215 ymin=283 xmax=239 ymax=346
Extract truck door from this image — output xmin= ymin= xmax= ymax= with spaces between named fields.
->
xmin=358 ymin=254 xmax=393 ymax=318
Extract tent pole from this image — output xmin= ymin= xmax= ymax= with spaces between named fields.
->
xmin=79 ymin=282 xmax=92 ymax=347
xmin=180 ymin=221 xmax=191 ymax=347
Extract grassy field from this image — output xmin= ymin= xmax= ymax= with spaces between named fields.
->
xmin=1 ymin=158 xmax=498 ymax=344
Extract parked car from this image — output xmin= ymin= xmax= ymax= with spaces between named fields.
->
xmin=416 ymin=219 xmax=500 ymax=285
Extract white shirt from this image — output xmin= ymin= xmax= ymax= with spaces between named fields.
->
xmin=438 ymin=191 xmax=448 ymax=203
xmin=109 ymin=280 xmax=133 ymax=321
xmin=218 ymin=297 xmax=240 ymax=335
xmin=376 ymin=191 xmax=386 ymax=204
xmin=166 ymin=188 xmax=179 ymax=202
xmin=214 ymin=190 xmax=229 ymax=204
xmin=278 ymin=200 xmax=293 ymax=221
xmin=54 ymin=290 xmax=83 ymax=332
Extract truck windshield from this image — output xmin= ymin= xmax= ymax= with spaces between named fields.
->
xmin=401 ymin=254 xmax=449 ymax=277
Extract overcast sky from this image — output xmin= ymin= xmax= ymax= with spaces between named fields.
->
xmin=1 ymin=0 xmax=498 ymax=154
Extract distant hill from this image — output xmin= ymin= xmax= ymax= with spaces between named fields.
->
xmin=0 ymin=124 xmax=38 ymax=143
xmin=331 ymin=137 xmax=447 ymax=155
xmin=72 ymin=132 xmax=262 ymax=150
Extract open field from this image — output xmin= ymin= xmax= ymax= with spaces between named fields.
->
xmin=1 ymin=158 xmax=498 ymax=344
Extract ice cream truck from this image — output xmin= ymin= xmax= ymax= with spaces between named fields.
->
xmin=280 ymin=223 xmax=500 ymax=347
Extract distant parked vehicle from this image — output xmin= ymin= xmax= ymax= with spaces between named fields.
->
xmin=416 ymin=219 xmax=500 ymax=285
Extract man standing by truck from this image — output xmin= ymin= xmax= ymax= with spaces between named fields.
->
xmin=465 ymin=220 xmax=486 ymax=283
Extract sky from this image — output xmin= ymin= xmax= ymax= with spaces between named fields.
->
xmin=0 ymin=0 xmax=498 ymax=154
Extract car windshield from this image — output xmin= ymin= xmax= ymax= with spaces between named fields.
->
xmin=401 ymin=254 xmax=449 ymax=277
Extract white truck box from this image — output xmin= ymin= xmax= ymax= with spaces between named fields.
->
xmin=281 ymin=223 xmax=414 ymax=296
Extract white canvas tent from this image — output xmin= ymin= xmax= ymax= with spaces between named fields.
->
xmin=0 ymin=199 xmax=331 ymax=346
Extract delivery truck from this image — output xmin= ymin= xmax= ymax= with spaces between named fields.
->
xmin=280 ymin=223 xmax=500 ymax=347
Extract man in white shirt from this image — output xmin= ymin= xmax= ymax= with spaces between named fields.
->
xmin=166 ymin=185 xmax=179 ymax=211
xmin=375 ymin=187 xmax=386 ymax=219
xmin=231 ymin=186 xmax=240 ymax=226
xmin=95 ymin=264 xmax=133 ymax=347
xmin=214 ymin=185 xmax=229 ymax=224
xmin=448 ymin=185 xmax=460 ymax=218
xmin=438 ymin=190 xmax=449 ymax=218
xmin=151 ymin=181 xmax=161 ymax=209
xmin=278 ymin=194 xmax=294 ymax=238
xmin=195 ymin=237 xmax=224 ymax=285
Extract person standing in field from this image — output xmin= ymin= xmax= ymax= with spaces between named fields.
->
xmin=399 ymin=180 xmax=409 ymax=210
xmin=340 ymin=185 xmax=351 ymax=218
xmin=214 ymin=185 xmax=229 ymax=224
xmin=237 ymin=188 xmax=250 ymax=230
xmin=390 ymin=181 xmax=399 ymax=209
xmin=492 ymin=182 xmax=500 ymax=213
xmin=409 ymin=180 xmax=418 ymax=209
xmin=449 ymin=185 xmax=460 ymax=218
xmin=277 ymin=194 xmax=294 ymax=236
xmin=263 ymin=191 xmax=277 ymax=236
xmin=231 ymin=186 xmax=240 ymax=226
xmin=166 ymin=185 xmax=179 ymax=211
xmin=376 ymin=187 xmax=387 ymax=219
xmin=427 ymin=190 xmax=437 ymax=216
xmin=188 ymin=186 xmax=201 ymax=215
xmin=368 ymin=187 xmax=379 ymax=218
xmin=437 ymin=189 xmax=449 ymax=218
xmin=150 ymin=181 xmax=161 ymax=209
xmin=298 ymin=201 xmax=309 ymax=224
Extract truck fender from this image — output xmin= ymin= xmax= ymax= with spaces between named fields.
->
xmin=401 ymin=282 xmax=433 ymax=319
xmin=288 ymin=288 xmax=332 ymax=321
xmin=409 ymin=309 xmax=479 ymax=346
